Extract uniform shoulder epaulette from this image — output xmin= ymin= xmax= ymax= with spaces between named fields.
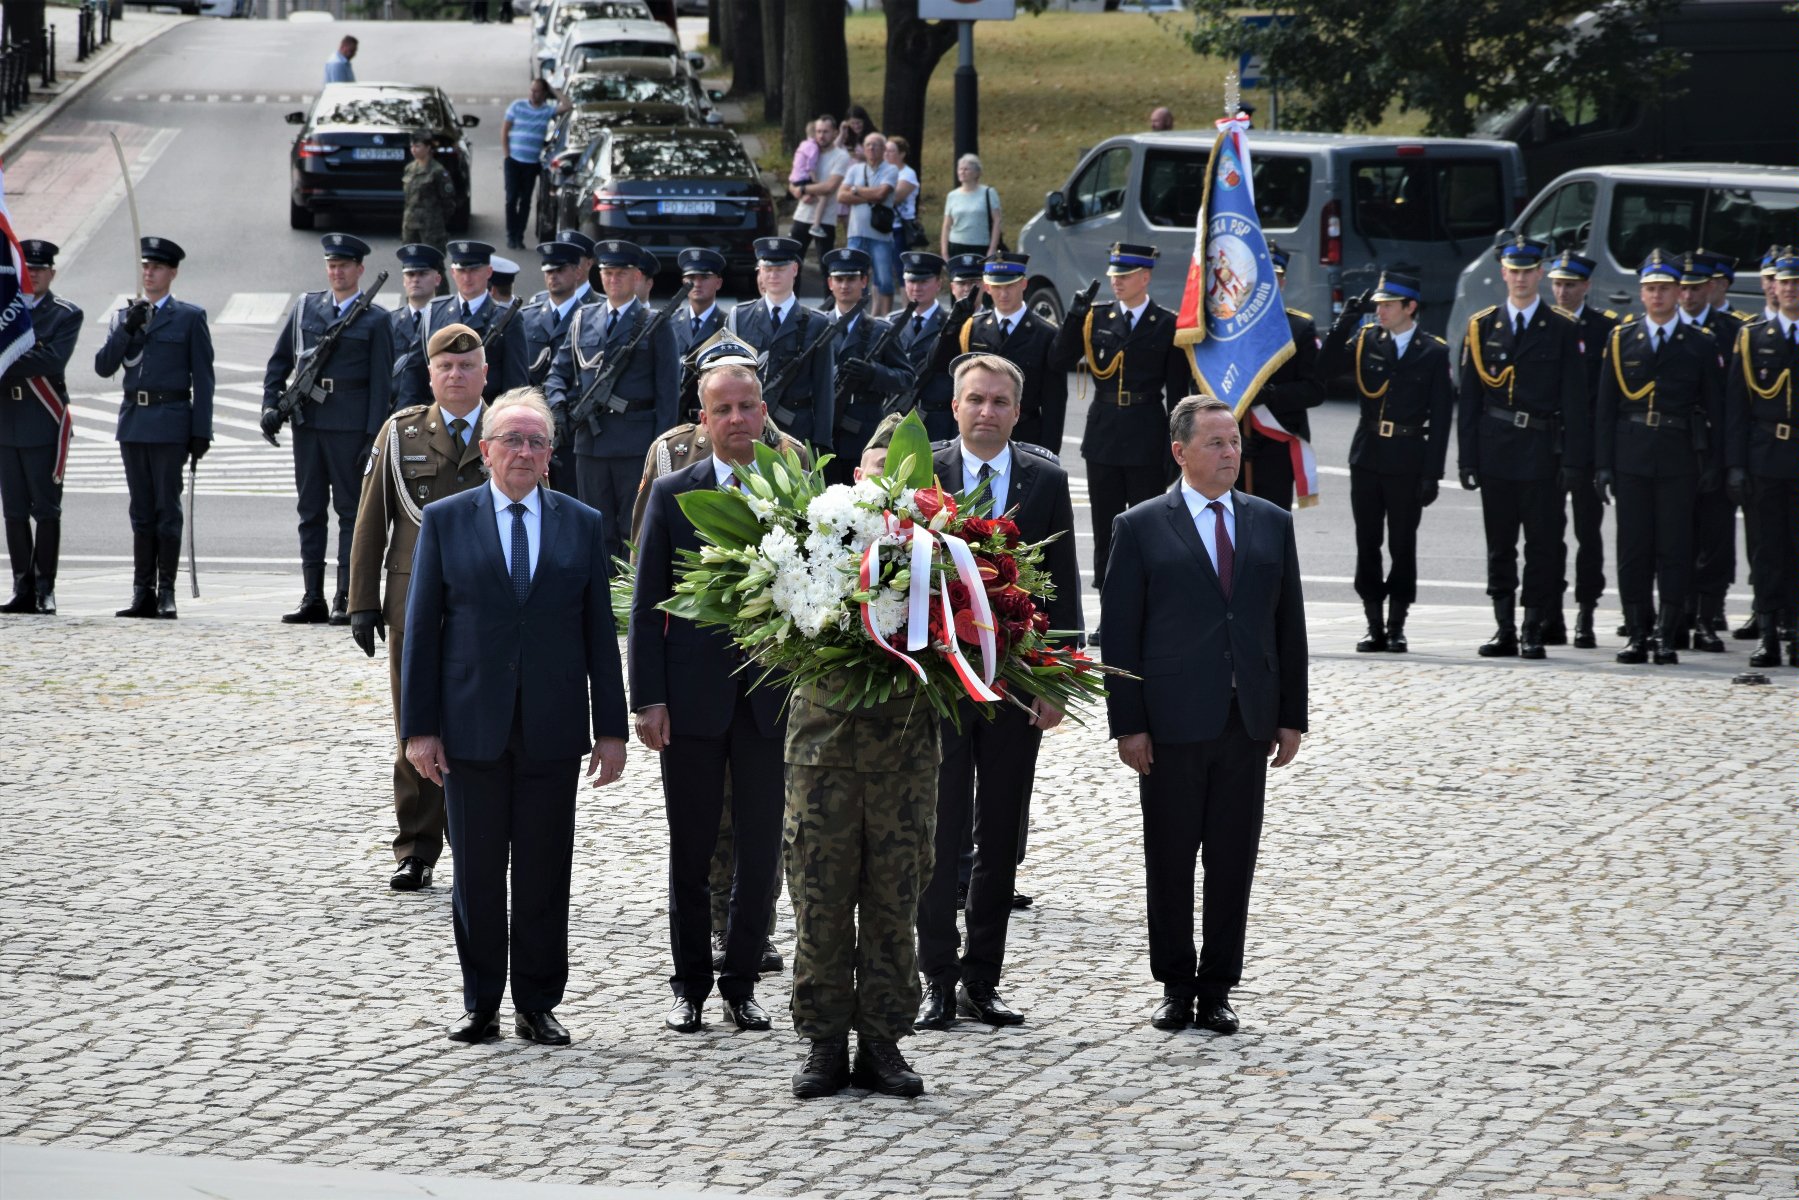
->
xmin=1686 ymin=322 xmax=1718 ymax=343
xmin=1286 ymin=308 xmax=1312 ymax=321
xmin=51 ymin=297 xmax=79 ymax=314
xmin=390 ymin=404 xmax=429 ymax=421
xmin=1551 ymin=305 xmax=1576 ymax=319
xmin=1471 ymin=305 xmax=1497 ymax=323
xmin=1618 ymin=312 xmax=1640 ymax=325
xmin=1426 ymin=333 xmax=1448 ymax=347
xmin=1015 ymin=440 xmax=1061 ymax=465
xmin=1601 ymin=309 xmax=1619 ymax=320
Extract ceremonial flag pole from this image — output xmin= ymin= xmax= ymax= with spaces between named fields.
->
xmin=0 ymin=156 xmax=37 ymax=377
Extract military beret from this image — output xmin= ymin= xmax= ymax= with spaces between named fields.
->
xmin=426 ymin=322 xmax=485 ymax=358
xmin=864 ymin=411 xmax=906 ymax=452
xmin=321 ymin=232 xmax=371 ymax=261
xmin=140 ymin=236 xmax=185 ymax=266
xmin=19 ymin=239 xmax=58 ymax=268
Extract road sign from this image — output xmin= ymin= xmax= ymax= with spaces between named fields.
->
xmin=920 ymin=0 xmax=1016 ymax=19
xmin=1237 ymin=14 xmax=1291 ymax=89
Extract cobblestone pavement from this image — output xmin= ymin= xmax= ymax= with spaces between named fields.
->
xmin=1 ymin=574 xmax=1794 ymax=1199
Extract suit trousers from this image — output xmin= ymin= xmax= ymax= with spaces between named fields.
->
xmin=1615 ymin=471 xmax=1696 ymax=613
xmin=1562 ymin=469 xmax=1607 ymax=606
xmin=444 ymin=708 xmax=580 ymax=1013
xmin=915 ymin=705 xmax=1043 ymax=987
xmin=1244 ymin=441 xmax=1296 ymax=512
xmin=384 ymin=578 xmax=445 ymax=865
xmin=1747 ymin=476 xmax=1797 ymax=616
xmin=120 ymin=441 xmax=187 ymax=540
xmin=1690 ymin=487 xmax=1737 ymax=603
xmin=574 ymin=454 xmax=630 ymax=573
xmin=1349 ymin=467 xmax=1423 ymax=606
xmin=1479 ymin=475 xmax=1565 ymax=606
xmin=1085 ymin=461 xmax=1164 ymax=589
xmin=709 ymin=789 xmax=782 ymax=938
xmin=1138 ymin=703 xmax=1266 ymax=1001
xmin=292 ymin=427 xmax=368 ymax=571
xmin=662 ymin=690 xmax=784 ymax=1002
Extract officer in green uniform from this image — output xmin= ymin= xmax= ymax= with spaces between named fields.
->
xmin=401 ymin=129 xmax=455 ymax=249
xmin=1546 ymin=250 xmax=1619 ymax=649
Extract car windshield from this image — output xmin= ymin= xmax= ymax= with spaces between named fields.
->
xmin=609 ymin=135 xmax=748 ymax=179
xmin=564 ymin=75 xmax=687 ymax=106
xmin=555 ymin=0 xmax=652 ymax=33
xmin=314 ymin=93 xmax=447 ymax=128
xmin=568 ymin=108 xmax=682 ymax=144
xmin=572 ymin=42 xmax=674 ymax=69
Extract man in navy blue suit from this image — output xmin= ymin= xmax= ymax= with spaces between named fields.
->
xmin=401 ymin=385 xmax=629 ymax=1047
xmin=1101 ymin=396 xmax=1308 ymax=1038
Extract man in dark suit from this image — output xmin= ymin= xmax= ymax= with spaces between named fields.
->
xmin=401 ymin=389 xmax=629 ymax=1046
xmin=728 ymin=237 xmax=836 ymax=453
xmin=1240 ymin=243 xmax=1324 ymax=513
xmin=1101 ymin=396 xmax=1308 ymax=1037
xmin=914 ymin=354 xmax=1082 ymax=1032
xmin=631 ymin=350 xmax=787 ymax=1035
xmin=943 ymin=252 xmax=1067 ymax=454
xmin=396 ymin=241 xmax=529 ymax=411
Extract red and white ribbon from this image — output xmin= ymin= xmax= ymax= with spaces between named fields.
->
xmin=1246 ymin=404 xmax=1319 ymax=508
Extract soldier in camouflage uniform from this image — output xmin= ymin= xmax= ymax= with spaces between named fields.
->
xmin=401 ymin=130 xmax=455 ymax=249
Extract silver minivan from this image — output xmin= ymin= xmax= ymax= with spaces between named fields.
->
xmin=1015 ymin=130 xmax=1528 ymax=340
xmin=1446 ymin=162 xmax=1799 ymax=362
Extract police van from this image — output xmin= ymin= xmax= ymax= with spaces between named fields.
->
xmin=1015 ymin=130 xmax=1527 ymax=341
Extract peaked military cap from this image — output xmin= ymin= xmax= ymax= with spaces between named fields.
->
xmin=822 ymin=247 xmax=873 ymax=276
xmin=1370 ymin=271 xmax=1422 ymax=302
xmin=397 ymin=243 xmax=446 ymax=272
xmin=557 ymin=229 xmax=597 ymax=258
xmin=689 ymin=331 xmax=761 ymax=373
xmin=1696 ymin=250 xmax=1735 ymax=282
xmin=321 ymin=233 xmax=371 ymax=261
xmin=946 ymin=253 xmax=986 ymax=280
xmin=900 ymin=251 xmax=945 ymax=279
xmin=1495 ymin=234 xmax=1548 ymax=268
xmin=489 ymin=255 xmax=520 ymax=285
xmin=1774 ymin=250 xmax=1799 ymax=282
xmin=1106 ymin=243 xmax=1159 ymax=275
xmin=445 ymin=240 xmax=494 ymax=267
xmin=536 ymin=240 xmax=587 ymax=267
xmin=1677 ymin=252 xmax=1714 ymax=286
xmin=753 ymin=236 xmax=804 ymax=266
xmin=1266 ymin=239 xmax=1290 ymax=273
xmin=426 ymin=322 xmax=484 ymax=358
xmin=637 ymin=247 xmax=661 ymax=275
xmin=593 ymin=239 xmax=643 ymax=268
xmin=1760 ymin=245 xmax=1783 ymax=276
xmin=1545 ymin=250 xmax=1596 ymax=281
xmin=981 ymin=251 xmax=1029 ymax=284
xmin=678 ymin=247 xmax=727 ymax=276
xmin=139 ymin=236 xmax=186 ymax=266
xmin=1637 ymin=249 xmax=1682 ymax=283
xmin=18 ymin=239 xmax=58 ymax=268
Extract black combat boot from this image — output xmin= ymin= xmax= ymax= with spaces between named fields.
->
xmin=1620 ymin=603 xmax=1655 ymax=639
xmin=1385 ymin=602 xmax=1409 ymax=653
xmin=1615 ymin=606 xmax=1650 ymax=664
xmin=155 ymin=536 xmax=180 ymax=619
xmin=282 ymin=564 xmax=329 ymax=624
xmin=1539 ymin=607 xmax=1568 ymax=646
xmin=1785 ymin=610 xmax=1799 ymax=667
xmin=32 ymin=518 xmax=58 ymax=614
xmin=1732 ymin=612 xmax=1760 ymax=640
xmin=1478 ymin=595 xmax=1518 ymax=657
xmin=850 ymin=1037 xmax=925 ymax=1097
xmin=1 ymin=519 xmax=36 ymax=613
xmin=1747 ymin=612 xmax=1781 ymax=669
xmin=116 ymin=532 xmax=159 ymax=618
xmin=1691 ymin=595 xmax=1724 ymax=652
xmin=1652 ymin=609 xmax=1680 ymax=665
xmin=328 ymin=563 xmax=352 ymax=626
xmin=1573 ymin=601 xmax=1597 ymax=649
xmin=1519 ymin=608 xmax=1547 ymax=660
xmin=1355 ymin=599 xmax=1386 ymax=652
xmin=791 ymin=1037 xmax=850 ymax=1100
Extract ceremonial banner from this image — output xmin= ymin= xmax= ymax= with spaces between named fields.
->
xmin=1173 ymin=116 xmax=1292 ymax=421
xmin=0 ymin=158 xmax=36 ymax=377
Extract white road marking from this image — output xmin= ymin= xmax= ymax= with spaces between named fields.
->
xmin=58 ymin=127 xmax=182 ymax=281
xmin=216 ymin=293 xmax=294 ymax=325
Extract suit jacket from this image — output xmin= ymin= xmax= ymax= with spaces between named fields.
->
xmin=261 ymin=290 xmax=394 ymax=435
xmin=957 ymin=307 xmax=1068 ymax=452
xmin=1457 ymin=302 xmax=1589 ymax=478
xmin=1725 ymin=317 xmax=1799 ymax=480
xmin=543 ymin=298 xmax=680 ymax=460
xmin=1317 ymin=316 xmax=1455 ymax=477
xmin=933 ymin=439 xmax=1083 ymax=640
xmin=0 ymin=291 xmax=82 ymax=448
xmin=94 ymin=296 xmax=215 ymax=445
xmin=400 ymin=485 xmax=627 ymax=761
xmin=1594 ymin=320 xmax=1725 ymax=479
xmin=1101 ymin=488 xmax=1307 ymax=745
xmin=396 ymin=293 xmax=529 ymax=409
xmin=727 ymin=298 xmax=836 ymax=447
xmin=1053 ymin=299 xmax=1194 ymax=467
xmin=628 ymin=458 xmax=784 ymax=739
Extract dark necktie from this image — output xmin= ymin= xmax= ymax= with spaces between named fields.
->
xmin=460 ymin=301 xmax=473 ymax=323
xmin=1127 ymin=310 xmax=1138 ymax=334
xmin=508 ymin=502 xmax=530 ymax=603
xmin=1654 ymin=327 xmax=1666 ymax=357
xmin=770 ymin=304 xmax=783 ymax=333
xmin=1515 ymin=312 xmax=1526 ymax=339
xmin=912 ymin=314 xmax=924 ymax=337
xmin=1208 ymin=500 xmax=1233 ymax=599
xmin=606 ymin=309 xmax=619 ymax=338
xmin=449 ymin=417 xmax=468 ymax=446
xmin=691 ymin=313 xmax=702 ymax=335
xmin=411 ymin=310 xmax=421 ymax=331
xmin=1789 ymin=323 xmax=1797 ymax=351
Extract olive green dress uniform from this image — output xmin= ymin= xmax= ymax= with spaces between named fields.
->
xmin=1723 ymin=286 xmax=1799 ymax=668
xmin=401 ymin=157 xmax=455 ymax=249
xmin=348 ymin=399 xmax=488 ymax=869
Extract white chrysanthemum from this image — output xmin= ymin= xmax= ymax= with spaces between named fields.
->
xmin=868 ymin=589 xmax=907 ymax=640
xmin=760 ymin=525 xmax=800 ymax=565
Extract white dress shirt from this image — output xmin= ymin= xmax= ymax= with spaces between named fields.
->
xmin=993 ymin=307 xmax=1024 ymax=340
xmin=1644 ymin=315 xmax=1680 ymax=347
xmin=490 ymin=480 xmax=541 ymax=580
xmin=458 ymin=292 xmax=489 ymax=319
xmin=1505 ymin=298 xmax=1540 ymax=332
xmin=765 ymin=295 xmax=796 ymax=325
xmin=1390 ymin=325 xmax=1415 ymax=358
xmin=1120 ymin=297 xmax=1150 ymax=330
xmin=961 ymin=442 xmax=1013 ymax=514
xmin=711 ymin=454 xmax=745 ymax=489
xmin=1180 ymin=480 xmax=1236 ymax=579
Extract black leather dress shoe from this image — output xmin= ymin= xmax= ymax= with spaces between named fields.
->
xmin=665 ymin=997 xmax=703 ymax=1033
xmin=447 ymin=1009 xmax=500 ymax=1043
xmin=515 ymin=1009 xmax=571 ymax=1045
xmin=759 ymin=938 xmax=784 ymax=973
xmin=1194 ymin=999 xmax=1239 ymax=1035
xmin=958 ymin=981 xmax=1024 ymax=1026
xmin=851 ymin=1038 xmax=924 ymax=1097
xmin=390 ymin=856 xmax=433 ymax=891
xmin=1151 ymin=995 xmax=1193 ymax=1030
xmin=793 ymin=1037 xmax=850 ymax=1099
xmin=722 ymin=996 xmax=772 ymax=1030
xmin=1011 ymin=890 xmax=1033 ymax=910
xmin=916 ymin=980 xmax=956 ymax=1030
xmin=328 ymin=593 xmax=351 ymax=626
xmin=281 ymin=595 xmax=329 ymax=624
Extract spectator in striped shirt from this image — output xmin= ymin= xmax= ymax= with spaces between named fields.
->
xmin=501 ymin=80 xmax=557 ymax=251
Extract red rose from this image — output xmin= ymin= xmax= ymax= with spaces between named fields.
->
xmin=1031 ymin=610 xmax=1050 ymax=632
xmin=914 ymin=486 xmax=956 ymax=524
xmin=947 ymin=579 xmax=972 ymax=611
xmin=960 ymin=516 xmax=997 ymax=540
xmin=994 ymin=555 xmax=1020 ymax=585
xmin=994 ymin=519 xmax=1021 ymax=546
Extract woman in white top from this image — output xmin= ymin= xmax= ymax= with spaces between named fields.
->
xmin=885 ymin=135 xmax=920 ymax=294
xmin=940 ymin=153 xmax=1001 ymax=260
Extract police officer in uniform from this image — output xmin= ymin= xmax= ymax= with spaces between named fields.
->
xmin=1677 ymin=252 xmax=1748 ymax=651
xmin=1594 ymin=250 xmax=1726 ymax=665
xmin=1545 ymin=249 xmax=1619 ymax=649
xmin=391 ymin=243 xmax=445 ymax=391
xmin=261 ymin=233 xmax=395 ymax=626
xmin=727 ymin=237 xmax=836 ymax=453
xmin=670 ymin=247 xmax=732 ymax=419
xmin=543 ymin=238 xmax=679 ymax=570
xmin=1240 ymin=242 xmax=1324 ymax=512
xmin=1457 ymin=235 xmax=1588 ymax=659
xmin=519 ymin=235 xmax=599 ymax=495
xmin=1725 ymin=249 xmax=1799 ymax=669
xmin=945 ymin=253 xmax=987 ymax=310
xmin=397 ymin=240 xmax=529 ymax=409
xmin=888 ymin=252 xmax=957 ymax=440
xmin=347 ymin=323 xmax=492 ymax=892
xmin=95 ymin=237 xmax=214 ymax=620
xmin=0 ymin=240 xmax=81 ymax=615
xmin=822 ymin=247 xmax=914 ymax=483
xmin=1052 ymin=243 xmax=1194 ymax=609
xmin=940 ymin=252 xmax=1066 ymax=454
xmin=1317 ymin=270 xmax=1453 ymax=653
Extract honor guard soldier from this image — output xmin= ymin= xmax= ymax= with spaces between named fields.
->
xmin=1457 ymin=235 xmax=1588 ymax=660
xmin=1725 ymin=248 xmax=1799 ymax=669
xmin=396 ymin=240 xmax=529 ymax=410
xmin=1734 ymin=246 xmax=1787 ymax=643
xmin=1757 ymin=246 xmax=1782 ymax=325
xmin=347 ymin=323 xmax=492 ymax=892
xmin=945 ymin=253 xmax=987 ymax=309
xmin=1317 ymin=270 xmax=1453 ymax=653
xmin=821 ymin=247 xmax=915 ymax=483
xmin=1052 ymin=242 xmax=1195 ymax=604
xmin=1677 ymin=251 xmax=1749 ymax=650
xmin=1240 ymin=242 xmax=1324 ymax=512
xmin=95 ymin=237 xmax=214 ymax=620
xmin=1594 ymin=250 xmax=1727 ymax=665
xmin=261 ymin=233 xmax=396 ymax=626
xmin=1546 ymin=249 xmax=1619 ymax=648
xmin=888 ymin=252 xmax=956 ymax=440
xmin=391 ymin=243 xmax=445 ymax=390
xmin=543 ymin=237 xmax=679 ymax=570
xmin=519 ymin=234 xmax=599 ymax=494
xmin=1 ymin=240 xmax=81 ymax=616
xmin=941 ymin=252 xmax=1066 ymax=454
xmin=671 ymin=247 xmax=732 ymax=418
xmin=726 ymin=237 xmax=837 ymax=453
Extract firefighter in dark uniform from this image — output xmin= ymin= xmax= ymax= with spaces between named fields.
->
xmin=520 ymin=234 xmax=599 ymax=495
xmin=1052 ymin=242 xmax=1194 ymax=610
xmin=727 ymin=237 xmax=836 ymax=454
xmin=1240 ymin=242 xmax=1324 ymax=512
xmin=260 ymin=233 xmax=395 ymax=626
xmin=1545 ymin=249 xmax=1619 ymax=649
xmin=1318 ymin=270 xmax=1453 ymax=653
xmin=95 ymin=237 xmax=214 ymax=621
xmin=543 ymin=237 xmax=679 ymax=570
xmin=821 ymin=247 xmax=914 ymax=484
xmin=1677 ymin=251 xmax=1749 ymax=651
xmin=1457 ymin=235 xmax=1588 ymax=660
xmin=670 ymin=247 xmax=732 ymax=421
xmin=1 ymin=240 xmax=80 ymax=616
xmin=396 ymin=240 xmax=529 ymax=409
xmin=1734 ymin=247 xmax=1787 ymax=643
xmin=1725 ymin=249 xmax=1799 ymax=669
xmin=1594 ymin=250 xmax=1727 ymax=665
xmin=938 ymin=251 xmax=1066 ymax=454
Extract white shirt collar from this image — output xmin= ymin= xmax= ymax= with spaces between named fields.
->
xmin=1677 ymin=307 xmax=1702 ymax=325
xmin=488 ymin=479 xmax=540 ymax=515
xmin=605 ymin=296 xmax=637 ymax=319
xmin=1391 ymin=325 xmax=1415 ymax=356
xmin=994 ymin=306 xmax=1024 ymax=333
xmin=690 ymin=301 xmax=717 ymax=324
xmin=1505 ymin=297 xmax=1540 ymax=325
xmin=442 ymin=400 xmax=483 ymax=441
xmin=1122 ymin=297 xmax=1150 ymax=323
xmin=961 ymin=441 xmax=1012 ymax=480
xmin=459 ymin=292 xmax=488 ymax=315
xmin=710 ymin=454 xmax=745 ymax=487
xmin=151 ymin=294 xmax=173 ymax=310
xmin=766 ymin=295 xmax=794 ymax=320
xmin=1765 ymin=306 xmax=1780 ymax=323
xmin=911 ymin=301 xmax=940 ymax=323
xmin=1180 ymin=481 xmax=1233 ymax=519
xmin=1781 ymin=315 xmax=1799 ymax=339
xmin=1646 ymin=315 xmax=1680 ymax=339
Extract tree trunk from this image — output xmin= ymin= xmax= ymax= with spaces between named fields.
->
xmin=881 ymin=0 xmax=958 ymax=185
xmin=781 ymin=0 xmax=849 ymax=155
xmin=710 ymin=0 xmax=725 ymax=61
xmin=760 ymin=0 xmax=786 ymax=126
xmin=5 ymin=0 xmax=47 ymax=78
xmin=729 ymin=0 xmax=765 ymax=99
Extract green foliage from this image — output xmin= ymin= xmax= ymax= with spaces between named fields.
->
xmin=884 ymin=410 xmax=937 ymax=491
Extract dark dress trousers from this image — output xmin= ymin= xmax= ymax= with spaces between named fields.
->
xmin=828 ymin=309 xmax=914 ymax=483
xmin=520 ymin=287 xmax=600 ymax=493
xmin=728 ymin=298 xmax=836 ymax=450
xmin=400 ymin=485 xmax=627 ymax=1013
xmin=95 ymin=296 xmax=216 ymax=541
xmin=630 ymin=458 xmax=787 ymax=1003
xmin=1724 ymin=317 xmax=1797 ymax=617
xmin=1560 ymin=305 xmax=1620 ymax=607
xmin=1 ymin=291 xmax=82 ymax=526
xmin=893 ymin=303 xmax=955 ymax=442
xmin=1101 ymin=488 xmax=1307 ymax=1000
xmin=1692 ymin=307 xmax=1751 ymax=612
xmin=396 ymin=292 xmax=530 ymax=410
xmin=956 ymin=307 xmax=1069 ymax=455
xmin=1241 ymin=309 xmax=1324 ymax=511
xmin=915 ymin=440 xmax=1084 ymax=990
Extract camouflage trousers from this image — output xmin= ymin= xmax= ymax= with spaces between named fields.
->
xmin=784 ymin=676 xmax=941 ymax=1042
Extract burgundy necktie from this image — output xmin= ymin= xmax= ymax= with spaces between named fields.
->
xmin=1208 ymin=500 xmax=1233 ymax=598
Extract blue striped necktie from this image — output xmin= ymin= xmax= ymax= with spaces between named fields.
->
xmin=508 ymin=502 xmax=530 ymax=603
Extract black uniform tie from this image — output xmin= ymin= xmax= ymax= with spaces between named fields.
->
xmin=460 ymin=301 xmax=473 ymax=323
xmin=1514 ymin=311 xmax=1526 ymax=339
xmin=449 ymin=417 xmax=469 ymax=446
xmin=605 ymin=308 xmax=619 ymax=338
xmin=691 ymin=314 xmax=702 ymax=335
xmin=1654 ymin=327 xmax=1666 ymax=357
xmin=978 ymin=462 xmax=993 ymax=492
xmin=770 ymin=304 xmax=783 ymax=332
xmin=508 ymin=502 xmax=530 ymax=603
xmin=912 ymin=314 xmax=924 ymax=336
xmin=1789 ymin=323 xmax=1797 ymax=350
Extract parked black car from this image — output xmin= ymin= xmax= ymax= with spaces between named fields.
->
xmin=286 ymin=83 xmax=479 ymax=232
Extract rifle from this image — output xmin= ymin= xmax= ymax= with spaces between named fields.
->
xmin=568 ymin=283 xmax=691 ymax=436
xmin=892 ymin=305 xmax=959 ymax=416
xmin=483 ymin=296 xmax=523 ymax=352
xmin=766 ymin=297 xmax=863 ymax=427
xmin=834 ymin=301 xmax=917 ymax=430
xmin=263 ymin=271 xmax=389 ymax=447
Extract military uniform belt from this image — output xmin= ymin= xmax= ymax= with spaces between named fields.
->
xmin=316 ymin=378 xmax=371 ymax=399
xmin=129 ymin=389 xmax=192 ymax=407
xmin=1107 ymin=389 xmax=1144 ymax=407
xmin=837 ymin=402 xmax=883 ymax=437
xmin=1623 ymin=411 xmax=1690 ymax=431
xmin=9 ymin=380 xmax=63 ymax=400
xmin=1485 ymin=403 xmax=1556 ymax=431
xmin=1755 ymin=417 xmax=1793 ymax=441
xmin=1374 ymin=419 xmax=1427 ymax=439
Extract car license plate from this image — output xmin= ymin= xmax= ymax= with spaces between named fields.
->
xmin=352 ymin=147 xmax=406 ymax=162
xmin=658 ymin=199 xmax=716 ymax=216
